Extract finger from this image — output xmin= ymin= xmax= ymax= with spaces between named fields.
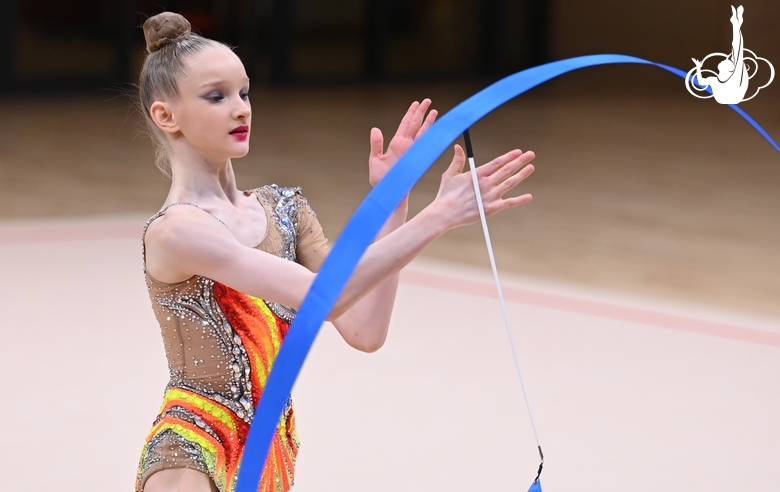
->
xmin=369 ymin=127 xmax=384 ymax=158
xmin=395 ymin=101 xmax=420 ymax=138
xmin=497 ymin=163 xmax=535 ymax=194
xmin=501 ymin=194 xmax=533 ymax=209
xmin=405 ymin=98 xmax=432 ymax=138
xmin=480 ymin=149 xmax=524 ymax=176
xmin=415 ymin=109 xmax=438 ymax=139
xmin=485 ymin=193 xmax=533 ymax=217
xmin=443 ymin=145 xmax=466 ymax=177
xmin=488 ymin=150 xmax=535 ymax=184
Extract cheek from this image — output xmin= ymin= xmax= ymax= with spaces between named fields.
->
xmin=182 ymin=107 xmax=221 ymax=139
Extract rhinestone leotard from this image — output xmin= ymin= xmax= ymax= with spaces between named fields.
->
xmin=136 ymin=185 xmax=329 ymax=492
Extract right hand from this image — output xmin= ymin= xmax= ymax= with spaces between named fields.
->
xmin=431 ymin=144 xmax=535 ymax=230
xmin=369 ymin=99 xmax=438 ymax=187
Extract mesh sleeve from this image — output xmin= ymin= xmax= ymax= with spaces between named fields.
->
xmin=294 ymin=194 xmax=330 ymax=272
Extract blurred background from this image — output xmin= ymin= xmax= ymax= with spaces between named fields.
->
xmin=0 ymin=0 xmax=778 ymax=313
xmin=2 ymin=2 xmax=780 ymax=491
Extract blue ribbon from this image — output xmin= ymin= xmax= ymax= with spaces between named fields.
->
xmin=235 ymin=54 xmax=780 ymax=492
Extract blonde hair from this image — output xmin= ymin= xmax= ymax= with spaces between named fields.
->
xmin=139 ymin=12 xmax=225 ymax=177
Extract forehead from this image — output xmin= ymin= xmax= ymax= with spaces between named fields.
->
xmin=183 ymin=45 xmax=248 ymax=87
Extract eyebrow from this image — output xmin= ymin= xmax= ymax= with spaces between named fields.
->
xmin=198 ymin=78 xmax=250 ymax=88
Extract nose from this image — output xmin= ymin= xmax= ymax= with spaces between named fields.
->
xmin=233 ymin=95 xmax=251 ymax=120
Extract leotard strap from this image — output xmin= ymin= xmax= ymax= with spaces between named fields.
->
xmin=157 ymin=202 xmax=229 ymax=227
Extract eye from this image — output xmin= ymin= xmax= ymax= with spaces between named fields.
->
xmin=204 ymin=91 xmax=225 ymax=103
xmin=240 ymin=89 xmax=250 ymax=101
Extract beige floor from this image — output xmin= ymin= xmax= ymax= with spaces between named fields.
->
xmin=1 ymin=225 xmax=778 ymax=491
xmin=2 ymin=72 xmax=780 ymax=491
xmin=1 ymin=69 xmax=779 ymax=317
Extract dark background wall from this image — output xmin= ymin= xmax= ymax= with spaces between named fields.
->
xmin=0 ymin=0 xmax=776 ymax=93
xmin=0 ymin=0 xmax=778 ymax=319
xmin=552 ymin=0 xmax=779 ymax=71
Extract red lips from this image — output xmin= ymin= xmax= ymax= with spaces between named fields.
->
xmin=230 ymin=125 xmax=249 ymax=141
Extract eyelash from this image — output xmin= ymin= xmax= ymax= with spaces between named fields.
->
xmin=204 ymin=90 xmax=250 ymax=103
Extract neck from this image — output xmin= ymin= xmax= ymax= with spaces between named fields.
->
xmin=166 ymin=146 xmax=242 ymax=206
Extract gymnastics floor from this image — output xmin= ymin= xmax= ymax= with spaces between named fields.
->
xmin=2 ymin=217 xmax=779 ymax=491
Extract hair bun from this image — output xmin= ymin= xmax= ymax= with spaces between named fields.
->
xmin=143 ymin=12 xmax=191 ymax=53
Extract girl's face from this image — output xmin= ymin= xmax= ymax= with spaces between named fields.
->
xmin=170 ymin=45 xmax=251 ymax=163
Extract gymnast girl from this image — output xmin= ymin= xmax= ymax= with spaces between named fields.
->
xmin=135 ymin=11 xmax=536 ymax=492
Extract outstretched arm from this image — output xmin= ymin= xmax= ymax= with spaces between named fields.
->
xmin=330 ymin=145 xmax=535 ymax=351
xmin=330 ymin=99 xmax=436 ymax=351
xmin=146 ymin=145 xmax=535 ymax=352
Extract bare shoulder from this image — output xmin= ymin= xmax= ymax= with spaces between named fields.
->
xmin=147 ymin=205 xmax=228 ymax=248
xmin=143 ymin=202 xmax=316 ymax=307
xmin=145 ymin=205 xmax=239 ymax=284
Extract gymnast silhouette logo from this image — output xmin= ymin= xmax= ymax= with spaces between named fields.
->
xmin=685 ymin=5 xmax=774 ymax=104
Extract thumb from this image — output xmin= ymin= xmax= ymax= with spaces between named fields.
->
xmin=369 ymin=127 xmax=384 ymax=158
xmin=444 ymin=144 xmax=466 ymax=176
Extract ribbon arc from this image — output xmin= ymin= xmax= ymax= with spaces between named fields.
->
xmin=235 ymin=54 xmax=780 ymax=492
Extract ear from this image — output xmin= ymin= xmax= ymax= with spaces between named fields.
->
xmin=149 ymin=101 xmax=180 ymax=134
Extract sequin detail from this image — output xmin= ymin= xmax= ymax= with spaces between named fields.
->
xmin=251 ymin=185 xmax=301 ymax=323
xmin=137 ymin=194 xmax=303 ymax=492
xmin=136 ymin=284 xmax=299 ymax=492
xmin=154 ymin=276 xmax=255 ymax=421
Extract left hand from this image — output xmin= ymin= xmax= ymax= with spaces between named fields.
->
xmin=368 ymin=99 xmax=438 ymax=186
xmin=431 ymin=145 xmax=535 ymax=230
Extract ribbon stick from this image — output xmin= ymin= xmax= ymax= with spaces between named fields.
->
xmin=235 ymin=54 xmax=780 ymax=492
xmin=463 ymin=128 xmax=544 ymax=490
